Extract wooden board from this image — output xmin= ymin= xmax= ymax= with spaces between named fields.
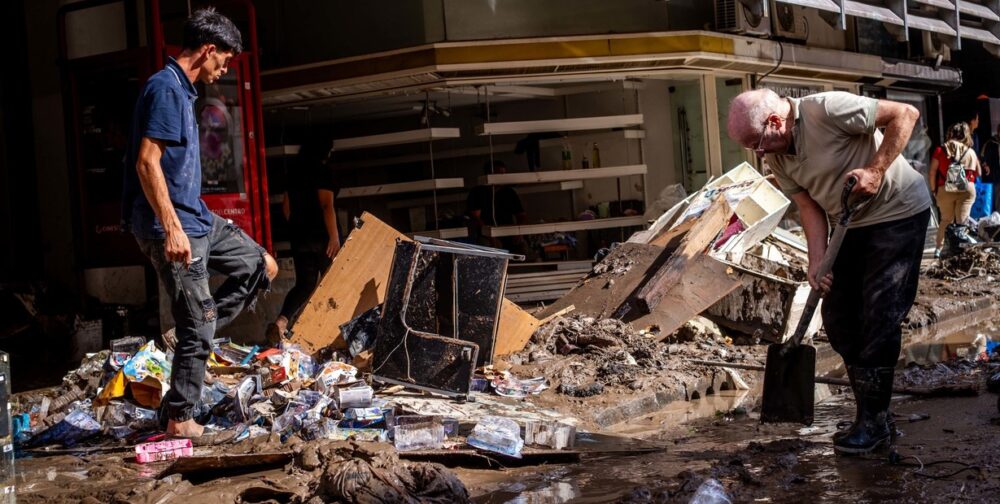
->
xmin=535 ymin=243 xmax=741 ymax=337
xmin=636 ymin=200 xmax=731 ymax=313
xmin=485 ymin=216 xmax=646 ymax=237
xmin=494 ymin=298 xmax=540 ymax=356
xmin=289 ymin=212 xmax=405 ymax=354
xmin=290 ymin=212 xmax=539 ymax=357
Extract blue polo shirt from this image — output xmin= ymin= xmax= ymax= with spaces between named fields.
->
xmin=123 ymin=57 xmax=213 ymax=240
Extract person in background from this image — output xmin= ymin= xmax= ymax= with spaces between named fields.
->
xmin=980 ymin=123 xmax=1000 ymax=213
xmin=266 ymin=137 xmax=340 ymax=345
xmin=930 ymin=122 xmax=981 ymax=255
xmin=123 ymin=8 xmax=278 ymax=438
xmin=466 ymin=160 xmax=528 ymax=253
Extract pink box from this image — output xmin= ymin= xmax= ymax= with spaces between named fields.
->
xmin=134 ymin=438 xmax=193 ymax=464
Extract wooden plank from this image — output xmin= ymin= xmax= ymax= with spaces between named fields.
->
xmin=508 ymin=269 xmax=590 ymax=280
xmin=508 ymin=260 xmax=593 ymax=270
xmin=333 ymin=127 xmax=461 ymax=151
xmin=505 ymin=281 xmax=581 ymax=294
xmin=506 ymin=273 xmax=588 ymax=287
xmin=289 ymin=212 xmax=406 ymax=354
xmin=160 ymin=452 xmax=294 ymax=478
xmin=485 ymin=216 xmax=646 ymax=237
xmin=507 ymin=290 xmax=572 ymax=302
xmin=636 ymin=200 xmax=730 ymax=313
xmin=534 ymin=243 xmax=742 ymax=338
xmin=494 ymin=298 xmax=540 ymax=356
xmin=337 ymin=178 xmax=464 ymax=199
xmin=477 ymin=114 xmax=644 ymax=136
xmin=478 ymin=165 xmax=647 ymax=186
xmin=538 ymin=304 xmax=576 ymax=325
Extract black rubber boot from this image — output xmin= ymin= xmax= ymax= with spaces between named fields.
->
xmin=833 ymin=366 xmax=859 ymax=443
xmin=834 ymin=367 xmax=894 ymax=455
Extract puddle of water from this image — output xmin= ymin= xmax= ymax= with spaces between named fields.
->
xmin=902 ymin=317 xmax=1000 ymax=366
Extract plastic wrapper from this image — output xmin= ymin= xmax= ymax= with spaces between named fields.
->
xmin=467 ymin=416 xmax=523 ymax=458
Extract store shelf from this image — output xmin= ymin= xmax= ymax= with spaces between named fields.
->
xmin=265 ymin=145 xmax=301 ymax=157
xmin=478 ymin=165 xmax=646 ymax=186
xmin=333 ymin=128 xmax=461 ymax=151
xmin=476 ymin=114 xmax=644 ymax=136
xmin=337 ymin=178 xmax=465 ymax=199
xmin=348 ymin=143 xmax=517 ymax=169
xmin=517 ymin=181 xmax=585 ymax=194
xmin=537 ymin=129 xmax=645 ymax=149
xmin=484 ymin=216 xmax=646 ymax=237
xmin=408 ymin=227 xmax=469 ymax=239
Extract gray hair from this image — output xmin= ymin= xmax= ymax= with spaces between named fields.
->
xmin=727 ymin=89 xmax=784 ymax=146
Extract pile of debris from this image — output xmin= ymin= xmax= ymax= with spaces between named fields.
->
xmin=924 ymin=244 xmax=1000 ymax=280
xmin=509 ymin=315 xmax=761 ymax=398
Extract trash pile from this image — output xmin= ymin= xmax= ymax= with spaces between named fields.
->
xmin=509 ymin=315 xmax=760 ymax=398
xmin=12 ymin=331 xmax=576 ymax=462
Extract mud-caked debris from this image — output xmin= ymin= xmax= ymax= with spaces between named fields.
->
xmin=295 ymin=440 xmax=469 ymax=503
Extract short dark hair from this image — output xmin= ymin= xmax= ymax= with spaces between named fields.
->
xmin=183 ymin=7 xmax=242 ymax=55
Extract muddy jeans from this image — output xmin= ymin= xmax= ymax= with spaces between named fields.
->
xmin=136 ymin=213 xmax=269 ymax=421
xmin=821 ymin=208 xmax=930 ymax=368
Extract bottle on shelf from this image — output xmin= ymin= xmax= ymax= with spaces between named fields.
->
xmin=561 ymin=143 xmax=572 ymax=170
xmin=591 ymin=143 xmax=601 ymax=168
xmin=581 ymin=155 xmax=589 ymax=169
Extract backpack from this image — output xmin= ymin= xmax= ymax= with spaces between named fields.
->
xmin=944 ymin=147 xmax=971 ymax=192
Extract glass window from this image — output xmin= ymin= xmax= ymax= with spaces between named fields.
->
xmin=716 ymin=76 xmax=746 ymax=172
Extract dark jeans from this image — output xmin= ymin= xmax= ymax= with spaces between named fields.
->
xmin=821 ymin=208 xmax=930 ymax=368
xmin=279 ymin=241 xmax=332 ymax=323
xmin=137 ymin=213 xmax=269 ymax=421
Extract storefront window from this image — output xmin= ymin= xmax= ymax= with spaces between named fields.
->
xmin=716 ymin=76 xmax=746 ymax=172
xmin=669 ymin=78 xmax=708 ymax=192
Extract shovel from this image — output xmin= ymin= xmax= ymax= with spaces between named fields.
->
xmin=760 ymin=176 xmax=863 ymax=425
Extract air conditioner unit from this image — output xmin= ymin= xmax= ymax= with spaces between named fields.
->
xmin=769 ymin=1 xmax=808 ymax=41
xmin=715 ymin=0 xmax=772 ymax=37
xmin=922 ymin=31 xmax=952 ymax=63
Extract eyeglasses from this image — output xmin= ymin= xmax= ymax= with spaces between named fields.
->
xmin=753 ymin=120 xmax=773 ymax=159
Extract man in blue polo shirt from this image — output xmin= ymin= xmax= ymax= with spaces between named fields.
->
xmin=123 ymin=7 xmax=277 ymax=438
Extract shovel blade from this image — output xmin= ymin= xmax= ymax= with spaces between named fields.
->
xmin=760 ymin=341 xmax=816 ymax=425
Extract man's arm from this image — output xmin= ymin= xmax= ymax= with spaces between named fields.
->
xmin=846 ymin=99 xmax=920 ymax=197
xmin=136 ymin=137 xmax=191 ymax=265
xmin=318 ymin=189 xmax=340 ymax=258
xmin=792 ymin=191 xmax=833 ymax=294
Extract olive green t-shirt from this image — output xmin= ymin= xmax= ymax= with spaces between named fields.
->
xmin=765 ymin=92 xmax=931 ymax=227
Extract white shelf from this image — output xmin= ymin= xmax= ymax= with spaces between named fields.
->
xmin=478 ymin=165 xmax=646 ymax=186
xmin=517 ymin=180 xmax=585 ymax=194
xmin=476 ymin=114 xmax=644 ymax=136
xmin=348 ymin=143 xmax=518 ymax=169
xmin=337 ymin=178 xmax=465 ymax=199
xmin=333 ymin=128 xmax=461 ymax=152
xmin=265 ymin=145 xmax=301 ymax=157
xmin=537 ymin=129 xmax=646 ymax=149
xmin=484 ymin=216 xmax=646 ymax=237
xmin=408 ymin=227 xmax=469 ymax=239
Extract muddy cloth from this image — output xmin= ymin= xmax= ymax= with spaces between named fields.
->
xmin=137 ymin=213 xmax=269 ymax=421
xmin=297 ymin=441 xmax=469 ymax=503
xmin=821 ymin=208 xmax=929 ymax=368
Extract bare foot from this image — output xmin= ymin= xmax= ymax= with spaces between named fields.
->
xmin=166 ymin=418 xmax=204 ymax=439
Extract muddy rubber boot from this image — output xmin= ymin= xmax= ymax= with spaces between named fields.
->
xmin=833 ymin=366 xmax=860 ymax=443
xmin=834 ymin=367 xmax=894 ymax=455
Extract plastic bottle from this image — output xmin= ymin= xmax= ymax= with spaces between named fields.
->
xmin=561 ymin=144 xmax=572 ymax=170
xmin=688 ymin=478 xmax=731 ymax=504
xmin=592 ymin=143 xmax=601 ymax=168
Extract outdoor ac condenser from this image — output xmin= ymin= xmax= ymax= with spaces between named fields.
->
xmin=715 ymin=0 xmax=772 ymax=37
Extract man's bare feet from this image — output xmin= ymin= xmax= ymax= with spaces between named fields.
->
xmin=166 ymin=418 xmax=204 ymax=438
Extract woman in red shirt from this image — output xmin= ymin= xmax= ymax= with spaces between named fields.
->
xmin=930 ymin=122 xmax=982 ymax=256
